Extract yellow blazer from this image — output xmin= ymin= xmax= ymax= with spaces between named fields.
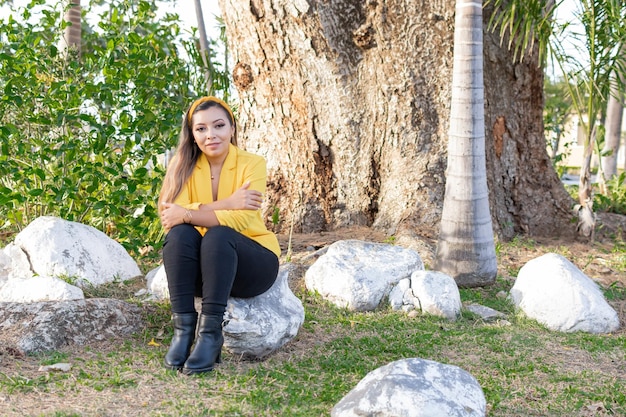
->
xmin=173 ymin=144 xmax=281 ymax=257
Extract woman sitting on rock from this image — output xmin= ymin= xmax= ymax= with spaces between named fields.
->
xmin=158 ymin=96 xmax=280 ymax=375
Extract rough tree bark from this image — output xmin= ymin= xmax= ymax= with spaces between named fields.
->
xmin=219 ymin=0 xmax=575 ymax=240
xmin=482 ymin=1 xmax=575 ymax=240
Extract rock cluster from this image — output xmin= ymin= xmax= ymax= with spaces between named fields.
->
xmin=0 ymin=216 xmax=304 ymax=358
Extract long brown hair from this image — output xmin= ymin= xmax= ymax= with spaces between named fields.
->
xmin=158 ymin=97 xmax=237 ymax=210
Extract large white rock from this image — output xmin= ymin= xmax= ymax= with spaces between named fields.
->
xmin=396 ymin=270 xmax=462 ymax=320
xmin=305 ymin=240 xmax=424 ymax=311
xmin=510 ymin=253 xmax=619 ymax=333
xmin=223 ymin=263 xmax=305 ymax=358
xmin=0 ymin=275 xmax=84 ymax=302
xmin=145 ymin=263 xmax=304 ymax=358
xmin=331 ymin=358 xmax=487 ymax=417
xmin=13 ymin=216 xmax=141 ymax=286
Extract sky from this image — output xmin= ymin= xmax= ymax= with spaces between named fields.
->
xmin=159 ymin=0 xmax=221 ymax=39
xmin=0 ymin=0 xmax=222 ymax=38
xmin=551 ymin=0 xmax=587 ymax=72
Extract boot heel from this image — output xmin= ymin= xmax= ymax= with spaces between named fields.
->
xmin=164 ymin=312 xmax=198 ymax=371
xmin=182 ymin=313 xmax=224 ymax=375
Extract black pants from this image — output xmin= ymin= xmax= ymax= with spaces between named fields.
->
xmin=162 ymin=224 xmax=279 ymax=315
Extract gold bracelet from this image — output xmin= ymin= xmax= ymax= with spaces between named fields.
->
xmin=183 ymin=209 xmax=193 ymax=224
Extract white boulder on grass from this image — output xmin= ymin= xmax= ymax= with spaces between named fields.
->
xmin=331 ymin=358 xmax=487 ymax=417
xmin=13 ymin=216 xmax=142 ymax=286
xmin=305 ymin=240 xmax=424 ymax=311
xmin=510 ymin=253 xmax=619 ymax=334
xmin=144 ymin=263 xmax=305 ymax=358
xmin=0 ymin=216 xmax=142 ymax=302
xmin=388 ymin=270 xmax=462 ymax=320
xmin=0 ymin=275 xmax=84 ymax=302
xmin=411 ymin=271 xmax=462 ymax=320
xmin=223 ymin=263 xmax=305 ymax=358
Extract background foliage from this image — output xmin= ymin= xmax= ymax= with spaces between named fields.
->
xmin=0 ymin=0 xmax=228 ymax=257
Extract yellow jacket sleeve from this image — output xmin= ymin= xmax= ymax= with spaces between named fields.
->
xmin=172 ymin=145 xmax=281 ymax=257
xmin=213 ymin=156 xmax=265 ymax=231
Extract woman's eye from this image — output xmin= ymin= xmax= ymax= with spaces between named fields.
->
xmin=215 ymin=123 xmax=225 ymax=129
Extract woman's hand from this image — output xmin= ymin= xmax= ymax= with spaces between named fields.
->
xmin=161 ymin=182 xmax=261 ymax=229
xmin=160 ymin=202 xmax=188 ymax=229
xmin=223 ymin=181 xmax=263 ymax=210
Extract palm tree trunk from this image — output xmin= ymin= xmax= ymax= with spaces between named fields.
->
xmin=194 ymin=0 xmax=213 ymax=95
xmin=434 ymin=0 xmax=497 ymax=287
xmin=602 ymin=67 xmax=624 ymax=180
xmin=60 ymin=0 xmax=81 ymax=58
xmin=577 ymin=125 xmax=596 ymax=239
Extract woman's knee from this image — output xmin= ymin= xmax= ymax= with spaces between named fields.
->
xmin=200 ymin=226 xmax=241 ymax=256
xmin=202 ymin=225 xmax=237 ymax=245
xmin=164 ymin=224 xmax=201 ymax=251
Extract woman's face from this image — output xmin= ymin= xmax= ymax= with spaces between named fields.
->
xmin=191 ymin=106 xmax=234 ymax=162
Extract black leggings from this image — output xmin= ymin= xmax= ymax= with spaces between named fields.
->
xmin=162 ymin=224 xmax=279 ymax=315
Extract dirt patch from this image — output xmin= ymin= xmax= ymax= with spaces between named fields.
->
xmin=277 ymin=219 xmax=626 ymax=287
xmin=276 ymin=225 xmax=391 ymax=255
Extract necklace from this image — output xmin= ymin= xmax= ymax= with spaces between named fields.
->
xmin=210 ymin=164 xmax=221 ymax=180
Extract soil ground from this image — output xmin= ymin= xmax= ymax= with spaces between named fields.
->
xmin=279 ymin=211 xmax=626 ymax=287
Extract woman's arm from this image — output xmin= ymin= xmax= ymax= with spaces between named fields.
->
xmin=160 ymin=202 xmax=219 ymax=229
xmin=160 ymin=182 xmax=262 ymax=229
xmin=212 ymin=157 xmax=267 ymax=231
xmin=200 ymin=181 xmax=262 ymax=211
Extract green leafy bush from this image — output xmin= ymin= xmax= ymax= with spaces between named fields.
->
xmin=0 ymin=0 xmax=227 ymax=257
xmin=595 ymin=172 xmax=626 ymax=215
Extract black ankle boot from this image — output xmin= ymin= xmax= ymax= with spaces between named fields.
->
xmin=182 ymin=313 xmax=224 ymax=375
xmin=164 ymin=312 xmax=198 ymax=371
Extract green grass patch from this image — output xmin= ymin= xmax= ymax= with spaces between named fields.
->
xmin=2 ymin=238 xmax=626 ymax=416
xmin=2 ymin=296 xmax=625 ymax=416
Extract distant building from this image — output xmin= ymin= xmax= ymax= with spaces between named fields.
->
xmin=551 ymin=113 xmax=625 ymax=172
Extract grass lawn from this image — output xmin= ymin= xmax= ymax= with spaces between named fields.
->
xmin=1 ymin=227 xmax=625 ymax=416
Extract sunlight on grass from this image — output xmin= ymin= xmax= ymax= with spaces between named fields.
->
xmin=2 ymin=240 xmax=625 ymax=417
xmin=2 ymin=296 xmax=625 ymax=416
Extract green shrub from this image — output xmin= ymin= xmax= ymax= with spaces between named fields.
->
xmin=0 ymin=0 xmax=228 ymax=257
xmin=595 ymin=172 xmax=626 ymax=215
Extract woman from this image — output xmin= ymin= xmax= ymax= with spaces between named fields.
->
xmin=158 ymin=96 xmax=280 ymax=375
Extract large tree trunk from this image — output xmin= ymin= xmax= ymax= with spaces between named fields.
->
xmin=482 ymin=2 xmax=575 ymax=240
xmin=219 ymin=0 xmax=575 ymax=240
